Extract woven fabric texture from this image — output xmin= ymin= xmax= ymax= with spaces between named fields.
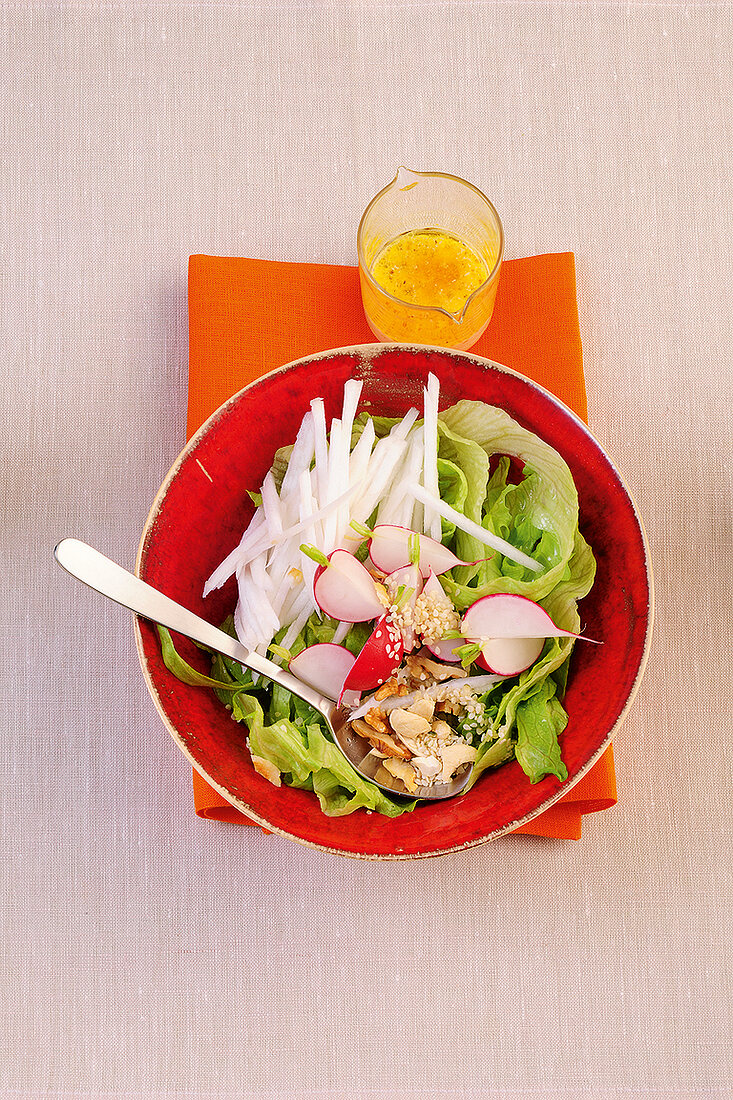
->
xmin=2 ymin=2 xmax=731 ymax=1097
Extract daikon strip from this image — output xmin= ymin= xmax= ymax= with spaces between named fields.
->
xmin=203 ymin=511 xmax=267 ymax=596
xmin=260 ymin=471 xmax=283 ymax=539
xmin=375 ymin=425 xmax=424 ymax=529
xmin=340 ymin=379 xmax=363 ymax=444
xmin=311 ymin=397 xmax=329 ymax=507
xmin=407 ymin=482 xmax=543 ymax=573
xmin=296 ymin=468 xmax=321 ymax=609
xmin=322 ymin=417 xmax=343 ymax=551
xmin=347 ymin=409 xmax=419 ymax=530
xmin=260 ymin=542 xmax=295 ymax=619
xmin=233 ymin=574 xmax=261 ymax=652
xmin=348 ymin=674 xmax=503 ymax=722
xmin=249 ymin=554 xmax=274 ymax=595
xmin=346 ymin=435 xmax=408 ymax=534
xmin=336 ymin=380 xmax=363 ymax=541
xmin=348 ymin=416 xmax=375 ymax=484
xmin=390 ymin=406 xmax=420 ymax=441
xmin=331 ymin=620 xmax=351 ymax=644
xmin=278 ymin=578 xmax=313 ymax=631
xmin=248 ymin=481 xmax=362 ymax=560
xmin=271 ymin=561 xmax=305 ymax=620
xmin=280 ymin=410 xmax=315 ymax=499
xmin=237 ymin=566 xmax=280 ymax=644
xmin=279 ymin=601 xmax=313 ymax=653
xmin=422 ymin=373 xmax=442 ymax=542
xmin=339 ymin=420 xmax=378 ymax=549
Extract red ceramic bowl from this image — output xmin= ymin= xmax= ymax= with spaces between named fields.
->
xmin=135 ymin=345 xmax=652 ymax=858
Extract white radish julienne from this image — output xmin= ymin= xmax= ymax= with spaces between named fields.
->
xmin=407 ymin=482 xmax=543 ymax=574
xmin=422 ymin=372 xmax=442 ymax=542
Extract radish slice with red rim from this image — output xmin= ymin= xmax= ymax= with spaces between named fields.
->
xmin=426 ymin=636 xmax=466 ymax=663
xmin=289 ymin=643 xmax=357 ymax=700
xmin=461 ymin=592 xmax=597 ymax=641
xmin=369 ymin=524 xmax=487 ymax=578
xmin=475 ymin=636 xmax=545 ymax=678
xmin=312 ymin=548 xmax=386 ymax=623
xmin=340 ymin=614 xmax=404 ymax=697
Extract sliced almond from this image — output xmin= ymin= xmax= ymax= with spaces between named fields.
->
xmin=409 ymin=695 xmax=435 ymax=721
xmin=431 ymin=718 xmax=455 ymax=743
xmin=381 ymin=757 xmax=419 ymax=793
xmin=406 ymin=652 xmax=466 ymax=682
xmin=251 ymin=755 xmax=282 ymax=787
xmin=388 ymin=708 xmax=432 ymax=738
xmin=439 ymin=742 xmax=477 ymax=783
xmin=411 ymin=756 xmax=443 ymax=781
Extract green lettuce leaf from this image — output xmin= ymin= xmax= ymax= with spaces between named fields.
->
xmin=438 ymin=400 xmax=580 ymax=605
xmin=240 ymin=692 xmax=415 ymax=817
xmin=514 ymin=677 xmax=569 ymax=784
xmin=157 ymin=625 xmax=239 ymax=691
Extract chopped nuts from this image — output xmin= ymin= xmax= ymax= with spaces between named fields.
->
xmin=351 ymin=718 xmax=411 ymax=760
xmin=374 ymin=677 xmax=399 ymax=701
xmin=363 ymin=708 xmax=389 ymax=734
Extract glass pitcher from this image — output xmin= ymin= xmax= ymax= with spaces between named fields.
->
xmin=357 ymin=167 xmax=504 ymax=351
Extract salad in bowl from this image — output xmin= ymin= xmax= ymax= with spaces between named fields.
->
xmin=159 ymin=371 xmax=598 ymax=818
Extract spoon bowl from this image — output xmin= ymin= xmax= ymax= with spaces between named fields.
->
xmin=53 ymin=538 xmax=472 ymax=803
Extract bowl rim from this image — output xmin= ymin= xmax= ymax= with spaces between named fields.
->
xmin=134 ymin=343 xmax=654 ymax=858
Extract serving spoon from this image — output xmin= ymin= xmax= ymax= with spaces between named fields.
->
xmin=53 ymin=538 xmax=473 ymax=802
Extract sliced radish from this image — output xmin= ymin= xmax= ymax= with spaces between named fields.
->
xmin=426 ymin=637 xmax=466 ymax=662
xmin=461 ymin=593 xmax=596 ymax=641
xmin=312 ymin=548 xmax=386 ymax=623
xmin=421 ymin=568 xmax=451 ymax=604
xmin=369 ymin=524 xmax=483 ymax=578
xmin=417 ymin=572 xmax=464 ymax=661
xmin=341 ymin=615 xmax=404 ymax=695
xmin=385 ymin=563 xmax=423 ymax=651
xmin=289 ymin=643 xmax=356 ymax=700
xmin=476 ymin=636 xmax=545 ymax=677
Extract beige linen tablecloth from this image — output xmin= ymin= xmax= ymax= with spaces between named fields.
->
xmin=2 ymin=2 xmax=731 ymax=1098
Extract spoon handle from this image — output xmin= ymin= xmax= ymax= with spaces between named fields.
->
xmin=53 ymin=538 xmax=328 ymax=711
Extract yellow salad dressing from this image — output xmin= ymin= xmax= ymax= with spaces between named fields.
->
xmin=371 ymin=228 xmax=489 ymax=314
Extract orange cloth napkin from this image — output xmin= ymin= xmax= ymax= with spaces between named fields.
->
xmin=187 ymin=252 xmax=617 ymax=839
